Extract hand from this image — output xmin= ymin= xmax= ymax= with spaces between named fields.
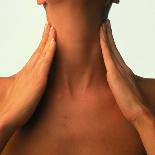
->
xmin=0 ymin=23 xmax=56 ymax=128
xmin=99 ymin=19 xmax=155 ymax=155
xmin=99 ymin=19 xmax=153 ymax=127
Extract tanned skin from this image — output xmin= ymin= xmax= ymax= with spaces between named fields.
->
xmin=0 ymin=0 xmax=155 ymax=154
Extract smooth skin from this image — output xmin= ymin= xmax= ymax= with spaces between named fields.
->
xmin=1 ymin=0 xmax=155 ymax=154
xmin=100 ymin=20 xmax=155 ymax=155
xmin=1 ymin=21 xmax=155 ymax=155
xmin=0 ymin=23 xmax=56 ymax=152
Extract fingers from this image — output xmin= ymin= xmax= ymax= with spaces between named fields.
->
xmin=106 ymin=20 xmax=133 ymax=74
xmin=106 ymin=19 xmax=126 ymax=67
xmin=43 ymin=27 xmax=56 ymax=57
xmin=38 ymin=23 xmax=51 ymax=52
xmin=25 ymin=23 xmax=51 ymax=69
xmin=100 ymin=19 xmax=130 ymax=76
xmin=100 ymin=23 xmax=116 ymax=73
xmin=37 ymin=26 xmax=56 ymax=76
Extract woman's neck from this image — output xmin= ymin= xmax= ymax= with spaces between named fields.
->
xmin=45 ymin=1 xmax=111 ymax=94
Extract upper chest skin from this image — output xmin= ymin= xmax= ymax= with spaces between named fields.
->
xmin=2 ymin=82 xmax=146 ymax=155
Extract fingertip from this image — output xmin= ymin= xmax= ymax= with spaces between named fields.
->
xmin=99 ymin=25 xmax=103 ymax=36
xmin=99 ymin=23 xmax=106 ymax=41
xmin=43 ymin=22 xmax=50 ymax=34
xmin=106 ymin=19 xmax=112 ymax=30
xmin=39 ymin=23 xmax=51 ymax=50
xmin=107 ymin=21 xmax=114 ymax=40
xmin=50 ymin=26 xmax=57 ymax=42
xmin=107 ymin=19 xmax=111 ymax=24
xmin=46 ymin=23 xmax=51 ymax=30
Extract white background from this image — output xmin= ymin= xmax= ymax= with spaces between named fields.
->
xmin=0 ymin=0 xmax=155 ymax=78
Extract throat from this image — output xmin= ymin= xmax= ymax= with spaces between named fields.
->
xmin=45 ymin=2 xmax=108 ymax=93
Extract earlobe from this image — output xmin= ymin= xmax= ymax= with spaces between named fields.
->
xmin=37 ymin=0 xmax=47 ymax=5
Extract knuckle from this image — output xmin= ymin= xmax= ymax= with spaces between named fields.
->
xmin=43 ymin=44 xmax=52 ymax=54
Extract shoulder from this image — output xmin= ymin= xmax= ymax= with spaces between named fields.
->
xmin=0 ymin=75 xmax=14 ymax=102
xmin=0 ymin=76 xmax=14 ymax=89
xmin=135 ymin=74 xmax=155 ymax=114
xmin=135 ymin=74 xmax=155 ymax=97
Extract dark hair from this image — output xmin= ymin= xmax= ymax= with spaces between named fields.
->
xmin=101 ymin=1 xmax=113 ymax=21
xmin=106 ymin=1 xmax=113 ymax=18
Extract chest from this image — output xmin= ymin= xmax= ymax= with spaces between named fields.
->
xmin=2 ymin=90 xmax=146 ymax=155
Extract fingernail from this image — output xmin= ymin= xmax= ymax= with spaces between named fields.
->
xmin=50 ymin=26 xmax=54 ymax=35
xmin=102 ymin=23 xmax=106 ymax=32
xmin=50 ymin=26 xmax=55 ymax=42
xmin=100 ymin=24 xmax=106 ymax=42
xmin=107 ymin=19 xmax=111 ymax=26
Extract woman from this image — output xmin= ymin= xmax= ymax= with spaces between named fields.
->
xmin=0 ymin=0 xmax=155 ymax=154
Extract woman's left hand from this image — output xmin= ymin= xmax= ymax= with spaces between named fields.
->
xmin=99 ymin=19 xmax=155 ymax=155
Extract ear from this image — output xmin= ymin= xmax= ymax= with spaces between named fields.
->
xmin=37 ymin=0 xmax=46 ymax=5
xmin=112 ymin=0 xmax=120 ymax=4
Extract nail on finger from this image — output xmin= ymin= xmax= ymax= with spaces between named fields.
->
xmin=50 ymin=26 xmax=55 ymax=42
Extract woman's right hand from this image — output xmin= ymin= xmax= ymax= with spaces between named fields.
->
xmin=0 ymin=23 xmax=56 ymax=128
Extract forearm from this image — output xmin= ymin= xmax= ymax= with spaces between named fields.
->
xmin=133 ymin=109 xmax=155 ymax=155
xmin=0 ymin=120 xmax=16 ymax=153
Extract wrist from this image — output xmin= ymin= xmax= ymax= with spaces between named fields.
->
xmin=132 ymin=106 xmax=155 ymax=132
xmin=131 ymin=107 xmax=155 ymax=155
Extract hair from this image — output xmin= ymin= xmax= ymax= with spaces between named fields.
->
xmin=101 ymin=1 xmax=113 ymax=21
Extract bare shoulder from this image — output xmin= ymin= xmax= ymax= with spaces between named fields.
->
xmin=0 ymin=75 xmax=14 ymax=102
xmin=135 ymin=74 xmax=155 ymax=114
xmin=0 ymin=76 xmax=14 ymax=89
